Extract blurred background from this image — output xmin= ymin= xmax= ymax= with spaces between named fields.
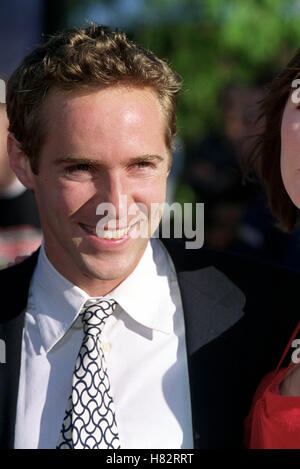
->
xmin=1 ymin=0 xmax=300 ymax=269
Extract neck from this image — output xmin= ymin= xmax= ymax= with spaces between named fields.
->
xmin=42 ymin=239 xmax=147 ymax=297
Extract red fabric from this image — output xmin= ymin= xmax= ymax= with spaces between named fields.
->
xmin=244 ymin=322 xmax=300 ymax=449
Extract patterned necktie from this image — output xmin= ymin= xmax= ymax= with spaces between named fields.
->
xmin=57 ymin=299 xmax=121 ymax=449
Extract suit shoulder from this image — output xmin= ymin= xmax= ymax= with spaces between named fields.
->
xmin=0 ymin=251 xmax=39 ymax=323
xmin=162 ymin=238 xmax=300 ymax=292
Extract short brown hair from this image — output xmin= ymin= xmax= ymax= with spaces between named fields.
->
xmin=244 ymin=49 xmax=300 ymax=232
xmin=6 ymin=25 xmax=182 ymax=173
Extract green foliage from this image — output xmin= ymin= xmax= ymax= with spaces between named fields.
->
xmin=132 ymin=0 xmax=300 ymax=145
xmin=64 ymin=0 xmax=300 ymax=145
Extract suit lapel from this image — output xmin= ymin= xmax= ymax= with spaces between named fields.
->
xmin=161 ymin=239 xmax=247 ymax=447
xmin=176 ymin=266 xmax=246 ymax=448
xmin=0 ymin=251 xmax=39 ymax=448
xmin=177 ymin=267 xmax=245 ymax=354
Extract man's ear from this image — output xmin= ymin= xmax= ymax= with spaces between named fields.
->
xmin=7 ymin=133 xmax=35 ymax=190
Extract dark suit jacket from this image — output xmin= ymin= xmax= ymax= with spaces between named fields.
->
xmin=0 ymin=239 xmax=299 ymax=449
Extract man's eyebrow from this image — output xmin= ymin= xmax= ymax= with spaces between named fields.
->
xmin=53 ymin=154 xmax=165 ymax=166
xmin=128 ymin=154 xmax=165 ymax=164
xmin=53 ymin=156 xmax=100 ymax=166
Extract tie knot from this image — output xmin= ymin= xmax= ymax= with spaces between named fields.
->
xmin=81 ymin=299 xmax=117 ymax=336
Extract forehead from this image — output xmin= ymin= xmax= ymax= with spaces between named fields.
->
xmin=38 ymin=86 xmax=168 ymax=159
xmin=41 ymin=85 xmax=165 ymax=130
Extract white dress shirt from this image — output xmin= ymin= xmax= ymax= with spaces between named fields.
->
xmin=14 ymin=238 xmax=193 ymax=449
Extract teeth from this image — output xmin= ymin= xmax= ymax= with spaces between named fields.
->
xmin=81 ymin=223 xmax=130 ymax=239
xmin=98 ymin=227 xmax=130 ymax=239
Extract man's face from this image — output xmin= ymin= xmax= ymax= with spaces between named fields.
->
xmin=22 ymin=86 xmax=170 ymax=295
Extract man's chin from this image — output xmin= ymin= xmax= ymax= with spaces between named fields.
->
xmin=79 ymin=255 xmax=137 ymax=283
xmin=69 ymin=238 xmax=149 ymax=290
xmin=76 ymin=263 xmax=134 ymax=296
xmin=83 ymin=268 xmax=128 ymax=283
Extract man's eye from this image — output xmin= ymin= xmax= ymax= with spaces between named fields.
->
xmin=65 ymin=164 xmax=92 ymax=173
xmin=136 ymin=161 xmax=154 ymax=169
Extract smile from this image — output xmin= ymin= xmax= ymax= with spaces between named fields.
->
xmin=80 ymin=223 xmax=133 ymax=239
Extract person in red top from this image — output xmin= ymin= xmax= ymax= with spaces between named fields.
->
xmin=244 ymin=48 xmax=300 ymax=449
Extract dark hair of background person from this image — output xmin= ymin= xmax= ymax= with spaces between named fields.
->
xmin=243 ymin=48 xmax=300 ymax=232
xmin=6 ymin=24 xmax=183 ymax=174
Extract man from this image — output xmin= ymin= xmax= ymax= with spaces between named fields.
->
xmin=0 ymin=25 xmax=299 ymax=450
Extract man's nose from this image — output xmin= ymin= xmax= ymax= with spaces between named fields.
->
xmin=97 ymin=172 xmax=129 ymax=219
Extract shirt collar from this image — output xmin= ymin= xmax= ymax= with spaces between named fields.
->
xmin=107 ymin=238 xmax=174 ymax=335
xmin=32 ymin=238 xmax=174 ymax=353
xmin=32 ymin=243 xmax=90 ymax=353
